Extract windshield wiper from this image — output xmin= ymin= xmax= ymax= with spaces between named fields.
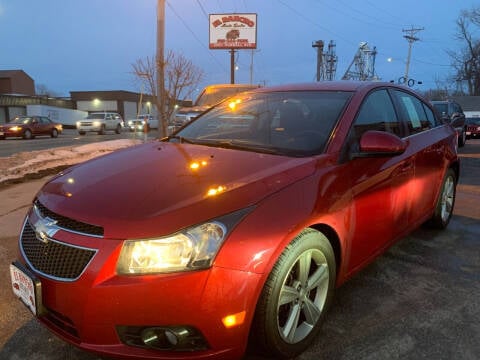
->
xmin=207 ymin=139 xmax=286 ymax=155
xmin=165 ymin=136 xmax=287 ymax=155
xmin=164 ymin=135 xmax=197 ymax=144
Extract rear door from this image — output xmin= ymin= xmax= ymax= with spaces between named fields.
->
xmin=39 ymin=117 xmax=51 ymax=135
xmin=390 ymin=90 xmax=450 ymax=224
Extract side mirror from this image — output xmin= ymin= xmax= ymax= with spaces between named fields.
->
xmin=352 ymin=130 xmax=407 ymax=158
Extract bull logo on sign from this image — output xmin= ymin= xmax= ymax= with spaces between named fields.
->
xmin=226 ymin=29 xmax=240 ymax=40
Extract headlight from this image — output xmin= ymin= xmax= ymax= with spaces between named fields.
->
xmin=9 ymin=126 xmax=21 ymax=132
xmin=116 ymin=208 xmax=252 ymax=274
xmin=128 ymin=120 xmax=133 ymax=126
xmin=76 ymin=121 xmax=81 ymax=127
xmin=93 ymin=121 xmax=101 ymax=127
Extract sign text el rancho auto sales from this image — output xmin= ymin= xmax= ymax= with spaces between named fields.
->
xmin=209 ymin=13 xmax=257 ymax=49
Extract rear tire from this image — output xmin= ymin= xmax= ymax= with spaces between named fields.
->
xmin=426 ymin=168 xmax=456 ymax=229
xmin=458 ymin=128 xmax=466 ymax=147
xmin=251 ymin=228 xmax=336 ymax=359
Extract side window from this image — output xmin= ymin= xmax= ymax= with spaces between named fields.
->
xmin=392 ymin=90 xmax=433 ymax=135
xmin=422 ymin=104 xmax=438 ymax=127
xmin=352 ymin=89 xmax=400 ymax=140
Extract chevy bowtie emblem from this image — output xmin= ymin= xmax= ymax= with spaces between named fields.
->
xmin=33 ymin=217 xmax=60 ymax=243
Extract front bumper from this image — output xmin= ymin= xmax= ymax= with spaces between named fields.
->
xmin=77 ymin=125 xmax=102 ymax=132
xmin=15 ymin=209 xmax=260 ymax=360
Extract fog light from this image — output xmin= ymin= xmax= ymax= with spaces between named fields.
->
xmin=141 ymin=329 xmax=161 ymax=347
xmin=117 ymin=325 xmax=209 ymax=351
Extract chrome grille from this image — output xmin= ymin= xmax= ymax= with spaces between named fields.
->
xmin=21 ymin=220 xmax=97 ymax=281
xmin=34 ymin=199 xmax=104 ymax=237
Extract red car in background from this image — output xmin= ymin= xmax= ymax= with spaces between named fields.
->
xmin=0 ymin=115 xmax=62 ymax=139
xmin=11 ymin=82 xmax=459 ymax=360
xmin=466 ymin=116 xmax=480 ymax=139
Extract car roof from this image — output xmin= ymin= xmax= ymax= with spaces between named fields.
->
xmin=249 ymin=81 xmax=408 ymax=93
xmin=205 ymin=83 xmax=260 ymax=89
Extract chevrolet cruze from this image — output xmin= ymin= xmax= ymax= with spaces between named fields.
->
xmin=11 ymin=82 xmax=459 ymax=360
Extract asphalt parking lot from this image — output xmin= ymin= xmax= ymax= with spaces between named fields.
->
xmin=1 ymin=140 xmax=479 ymax=360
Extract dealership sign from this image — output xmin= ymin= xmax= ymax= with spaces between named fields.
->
xmin=209 ymin=13 xmax=257 ymax=49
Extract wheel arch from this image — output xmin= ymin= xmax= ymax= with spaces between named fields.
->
xmin=450 ymin=160 xmax=460 ymax=184
xmin=309 ymin=223 xmax=342 ymax=278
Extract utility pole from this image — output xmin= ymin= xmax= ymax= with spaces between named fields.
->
xmin=230 ymin=49 xmax=236 ymax=84
xmin=312 ymin=40 xmax=324 ymax=82
xmin=402 ymin=26 xmax=424 ymax=84
xmin=157 ymin=0 xmax=166 ymax=138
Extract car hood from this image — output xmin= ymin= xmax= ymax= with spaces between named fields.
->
xmin=0 ymin=123 xmax=24 ymax=129
xmin=37 ymin=142 xmax=316 ymax=239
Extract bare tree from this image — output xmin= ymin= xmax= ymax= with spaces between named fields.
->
xmin=35 ymin=84 xmax=60 ymax=97
xmin=132 ymin=50 xmax=203 ymax=137
xmin=447 ymin=8 xmax=480 ymax=95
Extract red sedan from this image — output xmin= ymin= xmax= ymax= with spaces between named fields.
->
xmin=10 ymin=82 xmax=458 ymax=360
xmin=0 ymin=115 xmax=62 ymax=139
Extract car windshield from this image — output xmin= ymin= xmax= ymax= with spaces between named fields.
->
xmin=467 ymin=117 xmax=480 ymax=125
xmin=11 ymin=117 xmax=31 ymax=124
xmin=172 ymin=90 xmax=352 ymax=157
xmin=195 ymin=86 xmax=256 ymax=107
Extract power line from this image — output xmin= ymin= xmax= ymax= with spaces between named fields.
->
xmin=166 ymin=1 xmax=226 ymax=71
xmin=195 ymin=0 xmax=209 ymax=20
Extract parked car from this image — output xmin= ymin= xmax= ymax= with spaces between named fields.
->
xmin=10 ymin=82 xmax=459 ymax=360
xmin=76 ymin=112 xmax=123 ymax=135
xmin=431 ymin=100 xmax=467 ymax=147
xmin=466 ymin=116 xmax=480 ymax=139
xmin=172 ymin=83 xmax=260 ymax=129
xmin=126 ymin=114 xmax=158 ymax=132
xmin=0 ymin=115 xmax=62 ymax=140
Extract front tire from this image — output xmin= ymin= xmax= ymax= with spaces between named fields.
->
xmin=51 ymin=128 xmax=58 ymax=138
xmin=251 ymin=228 xmax=336 ymax=359
xmin=98 ymin=125 xmax=106 ymax=135
xmin=427 ymin=168 xmax=456 ymax=229
xmin=115 ymin=124 xmax=122 ymax=134
xmin=23 ymin=129 xmax=33 ymax=139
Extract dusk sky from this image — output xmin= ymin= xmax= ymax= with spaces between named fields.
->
xmin=1 ymin=0 xmax=478 ymax=98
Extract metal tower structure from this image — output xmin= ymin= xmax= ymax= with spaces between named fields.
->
xmin=312 ymin=40 xmax=338 ymax=81
xmin=342 ymin=42 xmax=379 ymax=81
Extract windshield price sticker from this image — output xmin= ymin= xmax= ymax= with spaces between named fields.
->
xmin=10 ymin=262 xmax=41 ymax=316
